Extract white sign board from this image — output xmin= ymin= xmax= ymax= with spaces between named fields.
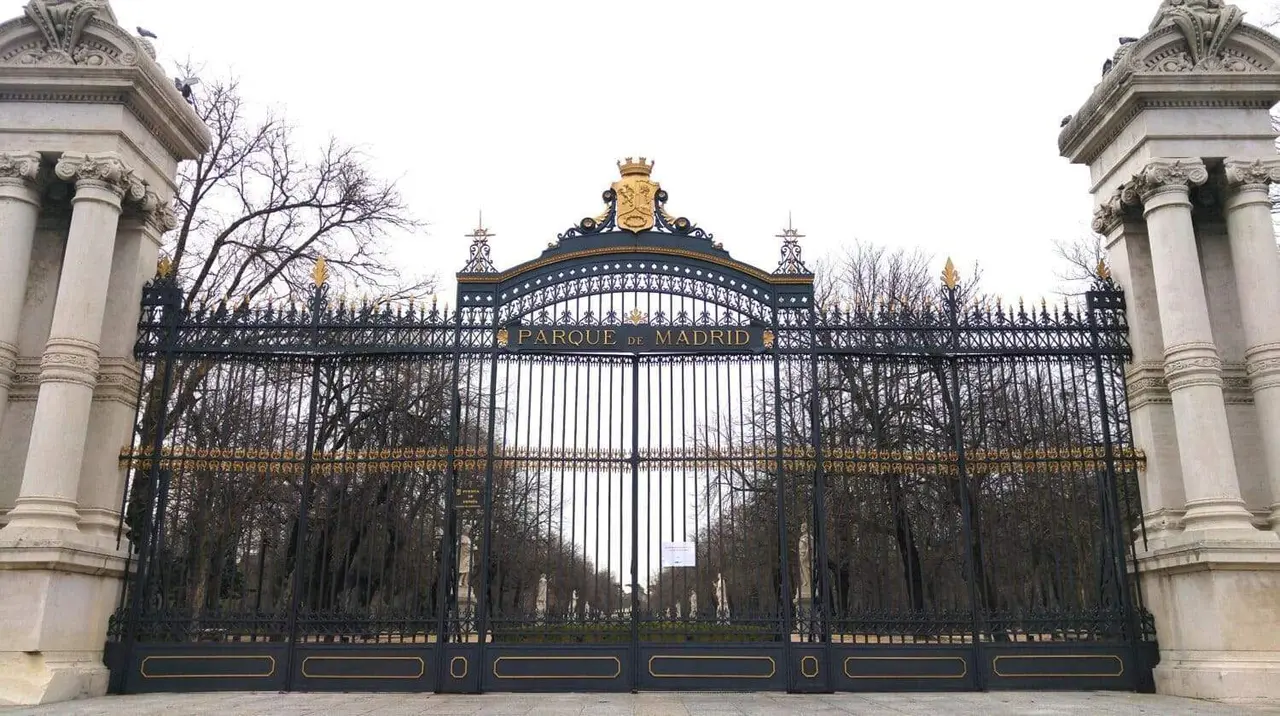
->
xmin=661 ymin=541 xmax=696 ymax=567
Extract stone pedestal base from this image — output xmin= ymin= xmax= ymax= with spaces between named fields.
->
xmin=0 ymin=652 xmax=109 ymax=706
xmin=1137 ymin=534 xmax=1280 ymax=700
xmin=0 ymin=530 xmax=128 ymax=706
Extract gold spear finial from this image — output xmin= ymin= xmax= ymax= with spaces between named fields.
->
xmin=156 ymin=255 xmax=174 ymax=278
xmin=312 ymin=256 xmax=329 ymax=287
xmin=941 ymin=258 xmax=960 ymax=289
xmin=1096 ymin=259 xmax=1112 ymax=281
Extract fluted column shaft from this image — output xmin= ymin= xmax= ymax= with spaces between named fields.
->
xmin=0 ymin=152 xmax=42 ymax=431
xmin=1128 ymin=158 xmax=1256 ymax=533
xmin=1 ymin=152 xmax=139 ymax=534
xmin=1224 ymin=158 xmax=1280 ymax=527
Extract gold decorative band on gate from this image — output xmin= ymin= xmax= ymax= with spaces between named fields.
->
xmin=800 ymin=655 xmax=820 ymax=679
xmin=140 ymin=654 xmax=277 ymax=679
xmin=991 ymin=654 xmax=1124 ymax=678
xmin=300 ymin=656 xmax=425 ymax=680
xmin=492 ymin=656 xmax=622 ymax=680
xmin=648 ymin=655 xmax=777 ymax=679
xmin=843 ymin=656 xmax=968 ymax=680
xmin=450 ymin=656 xmax=469 ymax=679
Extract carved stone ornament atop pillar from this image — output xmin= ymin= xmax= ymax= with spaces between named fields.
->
xmin=1150 ymin=0 xmax=1245 ymax=70
xmin=17 ymin=0 xmax=124 ymax=66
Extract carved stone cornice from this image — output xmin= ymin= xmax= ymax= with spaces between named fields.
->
xmin=93 ymin=357 xmax=140 ymax=406
xmin=9 ymin=357 xmax=41 ymax=401
xmin=53 ymin=150 xmax=144 ymax=201
xmin=0 ymin=151 xmax=41 ymax=187
xmin=1164 ymin=341 xmax=1224 ymax=391
xmin=1127 ymin=361 xmax=1173 ymax=408
xmin=39 ymin=336 xmax=100 ymax=389
xmin=1245 ymin=342 xmax=1280 ymax=391
xmin=0 ymin=340 xmax=16 ymax=386
xmin=1122 ymin=159 xmax=1209 ymax=205
xmin=1223 ymin=158 xmax=1280 ymax=191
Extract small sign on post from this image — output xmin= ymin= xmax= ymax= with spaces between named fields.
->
xmin=661 ymin=541 xmax=696 ymax=567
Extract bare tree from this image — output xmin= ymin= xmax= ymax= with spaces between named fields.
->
xmin=1052 ymin=232 xmax=1105 ymax=296
xmin=169 ymin=68 xmax=429 ymax=307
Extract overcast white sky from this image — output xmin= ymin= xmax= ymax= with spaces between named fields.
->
xmin=12 ymin=0 xmax=1277 ymax=301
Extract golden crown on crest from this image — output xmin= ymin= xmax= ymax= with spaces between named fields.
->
xmin=617 ymin=156 xmax=654 ymax=178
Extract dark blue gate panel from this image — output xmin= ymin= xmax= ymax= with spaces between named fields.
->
xmin=983 ymin=645 xmax=1136 ymax=691
xmin=483 ymin=646 xmax=630 ymax=692
xmin=831 ymin=646 xmax=976 ymax=692
xmin=292 ymin=646 xmax=435 ymax=692
xmin=125 ymin=644 xmax=289 ymax=693
xmin=638 ymin=646 xmax=786 ymax=691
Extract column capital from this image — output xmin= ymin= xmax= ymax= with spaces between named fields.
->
xmin=1121 ymin=158 xmax=1209 ymax=207
xmin=1224 ymin=158 xmax=1280 ymax=191
xmin=53 ymin=151 xmax=145 ymax=203
xmin=0 ymin=151 xmax=42 ymax=186
xmin=1092 ymin=192 xmax=1126 ymax=235
xmin=125 ymin=188 xmax=179 ymax=238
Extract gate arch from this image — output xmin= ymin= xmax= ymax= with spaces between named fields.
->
xmin=111 ymin=160 xmax=1154 ymax=696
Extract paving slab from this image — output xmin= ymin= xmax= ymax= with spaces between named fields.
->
xmin=2 ymin=692 xmax=1278 ymax=716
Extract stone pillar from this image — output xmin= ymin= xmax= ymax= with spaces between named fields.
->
xmin=0 ymin=152 xmax=42 ymax=433
xmin=0 ymin=152 xmax=139 ymax=535
xmin=1223 ymin=158 xmax=1280 ymax=529
xmin=1094 ymin=200 xmax=1187 ymax=543
xmin=76 ymin=195 xmax=172 ymax=545
xmin=1125 ymin=159 xmax=1256 ymax=534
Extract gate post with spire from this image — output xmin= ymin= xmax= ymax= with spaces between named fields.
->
xmin=1060 ymin=1 xmax=1280 ymax=700
xmin=0 ymin=0 xmax=210 ymax=705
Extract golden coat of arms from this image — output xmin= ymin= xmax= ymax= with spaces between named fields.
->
xmin=612 ymin=157 xmax=658 ymax=233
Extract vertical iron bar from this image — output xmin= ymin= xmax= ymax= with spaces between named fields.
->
xmin=434 ymin=302 xmax=466 ymax=691
xmin=476 ymin=299 xmax=502 ymax=672
xmin=283 ymin=283 xmax=325 ymax=691
xmin=944 ymin=286 xmax=986 ymax=690
xmin=629 ymin=354 xmax=641 ymax=692
xmin=116 ymin=280 xmax=181 ymax=694
xmin=807 ymin=309 xmax=833 ymax=687
xmin=1088 ymin=288 xmax=1147 ymax=691
xmin=771 ymin=307 xmax=795 ymax=692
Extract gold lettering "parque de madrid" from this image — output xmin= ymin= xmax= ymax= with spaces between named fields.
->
xmin=514 ymin=328 xmax=753 ymax=347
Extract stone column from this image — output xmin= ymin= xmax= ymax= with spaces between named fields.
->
xmin=0 ymin=152 xmax=42 ymax=432
xmin=1223 ymin=158 xmax=1280 ymax=528
xmin=0 ymin=152 xmax=140 ymax=535
xmin=1125 ymin=158 xmax=1256 ymax=534
xmin=76 ymin=193 xmax=172 ymax=545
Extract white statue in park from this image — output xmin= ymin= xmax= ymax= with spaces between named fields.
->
xmin=690 ymin=589 xmax=698 ymax=618
xmin=536 ymin=574 xmax=548 ymax=618
xmin=570 ymin=589 xmax=578 ymax=615
xmin=715 ymin=572 xmax=729 ymax=621
xmin=797 ymin=521 xmax=813 ymax=602
xmin=457 ymin=527 xmax=474 ymax=604
xmin=675 ymin=601 xmax=682 ymax=619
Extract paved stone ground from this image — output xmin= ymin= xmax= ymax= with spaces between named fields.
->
xmin=2 ymin=692 xmax=1278 ymax=716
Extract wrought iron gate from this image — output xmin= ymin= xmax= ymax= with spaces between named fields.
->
xmin=108 ymin=163 xmax=1156 ymax=694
